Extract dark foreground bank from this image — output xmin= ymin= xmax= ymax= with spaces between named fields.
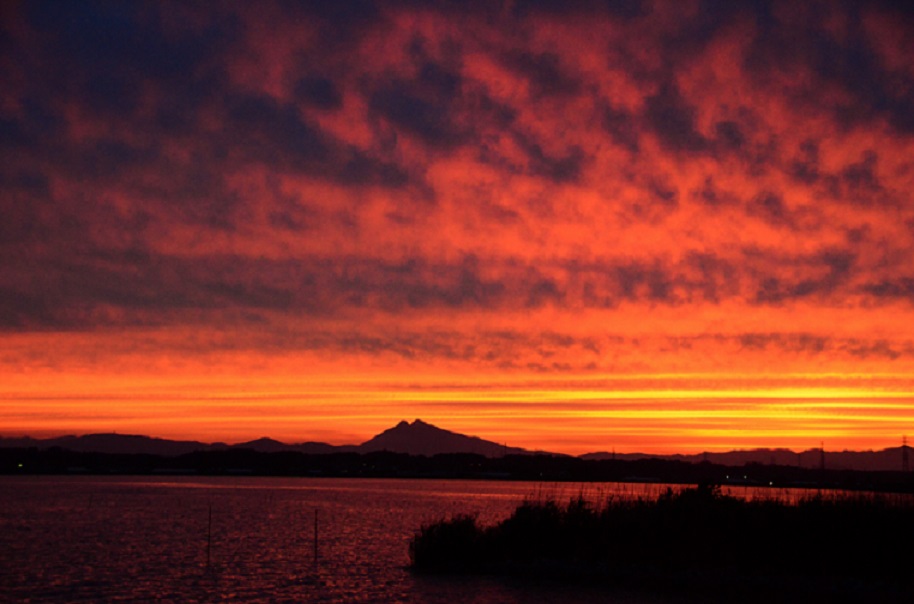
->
xmin=410 ymin=484 xmax=914 ymax=602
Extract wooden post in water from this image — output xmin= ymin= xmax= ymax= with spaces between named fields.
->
xmin=313 ymin=508 xmax=319 ymax=570
xmin=206 ymin=502 xmax=213 ymax=569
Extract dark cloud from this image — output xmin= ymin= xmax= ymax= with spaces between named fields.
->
xmin=787 ymin=139 xmax=820 ymax=185
xmin=648 ymin=0 xmax=755 ymax=64
xmin=786 ymin=141 xmax=890 ymax=207
xmin=751 ymin=249 xmax=856 ymax=304
xmin=616 ymin=264 xmax=673 ymax=302
xmin=601 ymin=103 xmax=640 ymax=152
xmin=10 ymin=249 xmax=877 ymax=332
xmin=713 ymin=120 xmax=746 ymax=151
xmin=682 ymin=252 xmax=739 ymax=304
xmin=224 ymin=92 xmax=331 ymax=167
xmin=843 ymin=339 xmax=905 ymax=361
xmin=525 ymin=278 xmax=564 ymax=308
xmin=510 ymin=0 xmax=648 ymax=20
xmin=0 ymin=288 xmax=63 ymax=330
xmin=644 ymin=81 xmax=708 ymax=153
xmin=159 ymin=167 xmax=245 ymax=231
xmin=646 ymin=176 xmax=679 ymax=207
xmin=860 ymin=278 xmax=914 ymax=301
xmin=838 ymin=150 xmax=886 ymax=205
xmin=691 ymin=176 xmax=736 ymax=207
xmin=0 ymin=97 xmax=65 ymax=154
xmin=746 ymin=190 xmax=791 ymax=227
xmin=370 ymin=83 xmax=467 ymax=149
xmin=24 ymin=1 xmax=237 ymax=121
xmin=293 ymin=75 xmax=343 ymax=110
xmin=737 ymin=332 xmax=828 ymax=354
xmin=285 ymin=0 xmax=383 ymax=43
xmin=281 ymin=328 xmax=609 ymax=369
xmin=368 ymin=52 xmax=472 ymax=150
xmin=745 ymin=3 xmax=914 ymax=136
xmin=501 ymin=50 xmax=582 ymax=98
xmin=288 ymin=329 xmax=914 ymax=367
xmin=4 ymin=3 xmax=410 ymax=213
xmin=512 ymin=131 xmax=586 ymax=183
xmin=0 ymin=170 xmax=51 ymax=245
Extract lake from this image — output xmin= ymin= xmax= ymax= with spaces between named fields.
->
xmin=0 ymin=476 xmax=829 ymax=602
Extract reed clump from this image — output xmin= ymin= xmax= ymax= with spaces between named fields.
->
xmin=410 ymin=484 xmax=914 ymax=596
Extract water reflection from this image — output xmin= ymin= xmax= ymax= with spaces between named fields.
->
xmin=0 ymin=476 xmax=888 ymax=602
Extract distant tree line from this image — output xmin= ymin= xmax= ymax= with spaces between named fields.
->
xmin=3 ymin=446 xmax=914 ymax=493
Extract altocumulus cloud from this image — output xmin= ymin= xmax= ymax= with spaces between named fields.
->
xmin=1 ymin=0 xmax=914 ymax=374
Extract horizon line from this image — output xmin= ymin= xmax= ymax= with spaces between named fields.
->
xmin=2 ymin=424 xmax=910 ymax=458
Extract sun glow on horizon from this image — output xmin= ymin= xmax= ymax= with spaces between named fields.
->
xmin=4 ymin=364 xmax=914 ymax=455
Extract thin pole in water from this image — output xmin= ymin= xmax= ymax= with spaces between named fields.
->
xmin=206 ymin=502 xmax=213 ymax=569
xmin=313 ymin=508 xmax=319 ymax=570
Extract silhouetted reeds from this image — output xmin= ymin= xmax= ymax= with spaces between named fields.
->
xmin=410 ymin=484 xmax=914 ymax=597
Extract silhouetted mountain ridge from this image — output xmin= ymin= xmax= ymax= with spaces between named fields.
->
xmin=2 ymin=421 xmax=911 ymax=470
xmin=0 ymin=433 xmax=229 ymax=457
xmin=582 ymin=445 xmax=914 ymax=472
xmin=358 ymin=419 xmax=527 ymax=457
xmin=0 ymin=420 xmax=523 ymax=458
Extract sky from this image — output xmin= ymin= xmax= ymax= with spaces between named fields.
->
xmin=3 ymin=0 xmax=914 ymax=455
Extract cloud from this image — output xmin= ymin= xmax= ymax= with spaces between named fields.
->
xmin=293 ymin=76 xmax=343 ymax=110
xmin=746 ymin=190 xmax=791 ymax=226
xmin=644 ymin=80 xmax=708 ymax=153
xmin=2 ymin=0 xmax=914 ymax=382
xmin=743 ymin=1 xmax=914 ymax=136
xmin=601 ymin=102 xmax=641 ymax=153
xmin=511 ymin=131 xmax=586 ymax=183
xmin=369 ymin=68 xmax=469 ymax=150
xmin=501 ymin=50 xmax=583 ymax=98
xmin=11 ymin=241 xmax=913 ymax=339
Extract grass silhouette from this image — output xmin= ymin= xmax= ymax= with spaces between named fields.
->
xmin=410 ymin=484 xmax=914 ymax=600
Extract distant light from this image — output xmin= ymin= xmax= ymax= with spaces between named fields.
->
xmin=17 ymin=463 xmax=23 ymax=468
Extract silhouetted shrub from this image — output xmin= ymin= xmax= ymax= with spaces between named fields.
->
xmin=409 ymin=514 xmax=485 ymax=573
xmin=409 ymin=485 xmax=914 ymax=597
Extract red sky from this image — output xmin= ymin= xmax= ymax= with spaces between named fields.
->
xmin=3 ymin=1 xmax=914 ymax=454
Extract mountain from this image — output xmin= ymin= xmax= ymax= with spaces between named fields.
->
xmin=232 ymin=437 xmax=295 ymax=453
xmin=4 ymin=423 xmax=911 ymax=471
xmin=581 ymin=446 xmax=913 ymax=472
xmin=0 ymin=433 xmax=227 ymax=457
xmin=232 ymin=438 xmax=357 ymax=455
xmin=0 ymin=419 xmax=530 ymax=458
xmin=357 ymin=419 xmax=528 ymax=457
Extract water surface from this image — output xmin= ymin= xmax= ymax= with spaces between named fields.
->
xmin=0 ymin=476 xmax=812 ymax=602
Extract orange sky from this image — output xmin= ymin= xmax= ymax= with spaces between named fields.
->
xmin=3 ymin=1 xmax=914 ymax=454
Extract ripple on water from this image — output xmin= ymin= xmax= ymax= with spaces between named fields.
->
xmin=1 ymin=476 xmax=744 ymax=603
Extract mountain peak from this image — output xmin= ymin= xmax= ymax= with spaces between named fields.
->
xmin=359 ymin=419 xmax=527 ymax=457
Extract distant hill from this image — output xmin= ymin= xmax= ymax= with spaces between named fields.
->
xmin=581 ymin=446 xmax=912 ymax=472
xmin=231 ymin=437 xmax=356 ymax=455
xmin=357 ymin=419 xmax=527 ymax=457
xmin=0 ymin=433 xmax=227 ymax=457
xmin=3 ymin=422 xmax=912 ymax=470
xmin=0 ymin=419 xmax=524 ymax=458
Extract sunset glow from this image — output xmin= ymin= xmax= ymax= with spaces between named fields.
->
xmin=3 ymin=1 xmax=914 ymax=454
